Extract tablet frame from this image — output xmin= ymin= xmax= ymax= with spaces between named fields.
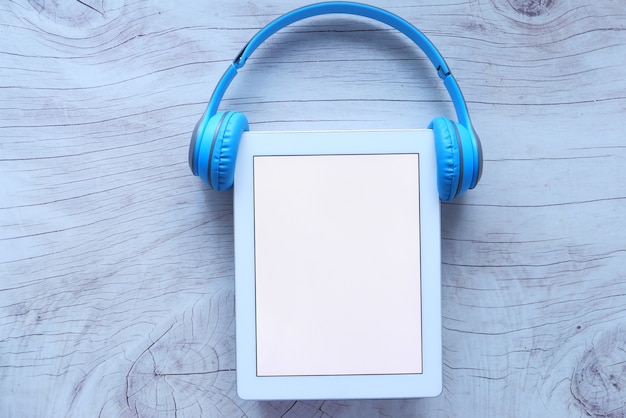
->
xmin=233 ymin=129 xmax=441 ymax=399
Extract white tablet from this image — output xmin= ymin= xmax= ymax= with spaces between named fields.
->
xmin=233 ymin=129 xmax=441 ymax=400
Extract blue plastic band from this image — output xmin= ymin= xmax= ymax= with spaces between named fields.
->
xmin=207 ymin=64 xmax=238 ymax=118
xmin=443 ymin=74 xmax=471 ymax=128
xmin=234 ymin=2 xmax=449 ymax=74
xmin=205 ymin=1 xmax=473 ymax=131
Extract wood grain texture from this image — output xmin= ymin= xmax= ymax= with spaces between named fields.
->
xmin=1 ymin=0 xmax=625 ymax=416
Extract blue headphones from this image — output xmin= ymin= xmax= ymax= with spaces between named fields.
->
xmin=189 ymin=2 xmax=483 ymax=201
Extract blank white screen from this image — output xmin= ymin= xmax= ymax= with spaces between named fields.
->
xmin=254 ymin=154 xmax=422 ymax=376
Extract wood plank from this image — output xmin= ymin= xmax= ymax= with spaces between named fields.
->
xmin=1 ymin=0 xmax=625 ymax=416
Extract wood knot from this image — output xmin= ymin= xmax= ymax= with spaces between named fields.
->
xmin=122 ymin=291 xmax=238 ymax=416
xmin=571 ymin=326 xmax=626 ymax=417
xmin=126 ymin=335 xmax=221 ymax=415
xmin=507 ymin=0 xmax=554 ymax=17
xmin=29 ymin=0 xmax=106 ymax=20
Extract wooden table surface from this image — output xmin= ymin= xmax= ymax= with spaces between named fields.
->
xmin=2 ymin=1 xmax=625 ymax=417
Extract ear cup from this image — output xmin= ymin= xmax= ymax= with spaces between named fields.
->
xmin=430 ymin=117 xmax=476 ymax=201
xmin=470 ymin=128 xmax=483 ymax=189
xmin=194 ymin=111 xmax=249 ymax=190
xmin=189 ymin=114 xmax=208 ymax=177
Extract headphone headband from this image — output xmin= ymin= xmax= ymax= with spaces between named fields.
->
xmin=204 ymin=1 xmax=473 ymax=131
xmin=191 ymin=2 xmax=483 ymax=199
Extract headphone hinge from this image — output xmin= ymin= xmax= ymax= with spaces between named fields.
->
xmin=234 ymin=43 xmax=249 ymax=68
xmin=437 ymin=65 xmax=451 ymax=81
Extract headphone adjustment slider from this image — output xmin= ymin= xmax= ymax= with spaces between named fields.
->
xmin=234 ymin=43 xmax=250 ymax=69
xmin=437 ymin=65 xmax=451 ymax=81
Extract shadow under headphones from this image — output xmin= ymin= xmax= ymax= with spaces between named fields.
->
xmin=189 ymin=1 xmax=483 ymax=201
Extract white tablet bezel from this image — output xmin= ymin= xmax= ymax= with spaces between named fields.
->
xmin=233 ymin=129 xmax=441 ymax=400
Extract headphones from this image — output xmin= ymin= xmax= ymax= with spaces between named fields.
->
xmin=189 ymin=2 xmax=483 ymax=201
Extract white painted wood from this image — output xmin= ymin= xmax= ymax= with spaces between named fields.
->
xmin=1 ymin=0 xmax=625 ymax=416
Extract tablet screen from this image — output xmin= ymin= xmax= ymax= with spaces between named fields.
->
xmin=253 ymin=153 xmax=422 ymax=377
